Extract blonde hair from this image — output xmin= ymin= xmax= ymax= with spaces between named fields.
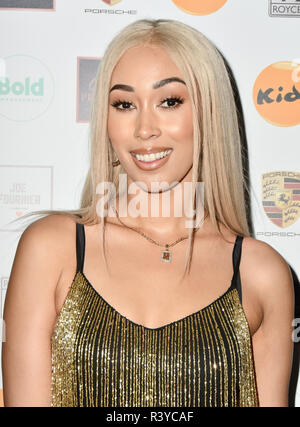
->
xmin=10 ymin=19 xmax=251 ymax=279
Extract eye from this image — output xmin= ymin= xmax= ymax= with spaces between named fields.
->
xmin=160 ymin=96 xmax=184 ymax=109
xmin=110 ymin=100 xmax=134 ymax=112
xmin=110 ymin=96 xmax=184 ymax=112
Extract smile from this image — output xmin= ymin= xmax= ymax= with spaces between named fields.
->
xmin=131 ymin=150 xmax=172 ymax=162
xmin=130 ymin=149 xmax=173 ymax=171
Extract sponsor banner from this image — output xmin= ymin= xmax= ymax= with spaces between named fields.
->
xmin=262 ymin=171 xmax=300 ymax=228
xmin=269 ymin=0 xmax=300 ymax=17
xmin=76 ymin=57 xmax=101 ymax=123
xmin=0 ymin=165 xmax=53 ymax=230
xmin=0 ymin=0 xmax=55 ymax=10
xmin=0 ymin=55 xmax=55 ymax=122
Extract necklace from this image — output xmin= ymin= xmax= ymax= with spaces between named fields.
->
xmin=111 ymin=205 xmax=208 ymax=263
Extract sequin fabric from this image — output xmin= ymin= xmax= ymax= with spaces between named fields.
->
xmin=50 ymin=227 xmax=259 ymax=407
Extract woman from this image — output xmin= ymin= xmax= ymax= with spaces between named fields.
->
xmin=2 ymin=19 xmax=294 ymax=407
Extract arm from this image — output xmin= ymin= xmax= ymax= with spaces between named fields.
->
xmin=248 ymin=240 xmax=294 ymax=407
xmin=1 ymin=215 xmax=70 ymax=406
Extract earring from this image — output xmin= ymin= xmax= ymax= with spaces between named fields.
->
xmin=112 ymin=158 xmax=120 ymax=167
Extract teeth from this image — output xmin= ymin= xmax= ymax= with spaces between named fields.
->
xmin=133 ymin=150 xmax=172 ymax=162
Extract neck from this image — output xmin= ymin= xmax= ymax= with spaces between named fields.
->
xmin=108 ymin=169 xmax=207 ymax=238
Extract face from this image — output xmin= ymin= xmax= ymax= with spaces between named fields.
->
xmin=107 ymin=44 xmax=194 ymax=192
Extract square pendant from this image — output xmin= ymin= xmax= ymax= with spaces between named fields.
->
xmin=161 ymin=249 xmax=172 ymax=262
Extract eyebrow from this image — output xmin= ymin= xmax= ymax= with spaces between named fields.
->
xmin=109 ymin=77 xmax=186 ymax=93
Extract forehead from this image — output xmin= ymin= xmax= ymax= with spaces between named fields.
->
xmin=110 ymin=44 xmax=183 ymax=86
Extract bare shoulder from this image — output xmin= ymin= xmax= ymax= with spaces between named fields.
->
xmin=241 ymin=236 xmax=292 ymax=282
xmin=13 ymin=214 xmax=78 ymax=287
xmin=22 ymin=213 xmax=77 ymax=248
xmin=24 ymin=213 xmax=76 ymax=237
xmin=241 ymin=236 xmax=294 ymax=311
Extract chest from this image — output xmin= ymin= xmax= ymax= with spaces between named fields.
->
xmin=54 ymin=226 xmax=262 ymax=336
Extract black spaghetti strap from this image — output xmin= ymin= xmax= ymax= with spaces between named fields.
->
xmin=231 ymin=235 xmax=243 ymax=303
xmin=76 ymin=222 xmax=86 ymax=274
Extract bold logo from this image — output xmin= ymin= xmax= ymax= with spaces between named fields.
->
xmin=101 ymin=0 xmax=122 ymax=5
xmin=171 ymin=0 xmax=227 ymax=15
xmin=253 ymin=61 xmax=300 ymax=127
xmin=0 ymin=55 xmax=55 ymax=122
xmin=262 ymin=171 xmax=300 ymax=228
xmin=0 ymin=0 xmax=55 ymax=10
xmin=269 ymin=0 xmax=300 ymax=17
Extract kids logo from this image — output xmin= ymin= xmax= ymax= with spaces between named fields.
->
xmin=253 ymin=61 xmax=300 ymax=127
xmin=0 ymin=55 xmax=54 ymax=121
xmin=101 ymin=0 xmax=122 ymax=5
xmin=262 ymin=171 xmax=300 ymax=228
xmin=171 ymin=0 xmax=227 ymax=15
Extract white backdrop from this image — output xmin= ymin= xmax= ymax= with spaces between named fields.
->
xmin=0 ymin=0 xmax=299 ymax=407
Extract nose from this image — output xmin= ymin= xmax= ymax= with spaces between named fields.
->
xmin=134 ymin=106 xmax=161 ymax=140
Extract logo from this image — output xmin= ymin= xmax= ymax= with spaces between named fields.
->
xmin=262 ymin=171 xmax=300 ymax=228
xmin=0 ymin=55 xmax=55 ymax=122
xmin=84 ymin=3 xmax=136 ymax=15
xmin=253 ymin=61 xmax=300 ymax=127
xmin=0 ymin=0 xmax=55 ymax=10
xmin=0 ymin=165 xmax=53 ymax=230
xmin=101 ymin=0 xmax=122 ymax=5
xmin=76 ymin=57 xmax=101 ymax=123
xmin=171 ymin=0 xmax=227 ymax=15
xmin=269 ymin=0 xmax=300 ymax=17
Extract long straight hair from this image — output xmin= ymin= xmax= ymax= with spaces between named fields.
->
xmin=10 ymin=19 xmax=250 ymax=279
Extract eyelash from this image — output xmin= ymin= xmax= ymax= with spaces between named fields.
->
xmin=110 ymin=96 xmax=184 ymax=112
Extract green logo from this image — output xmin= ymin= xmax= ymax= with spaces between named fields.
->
xmin=0 ymin=54 xmax=54 ymax=122
xmin=0 ymin=77 xmax=44 ymax=96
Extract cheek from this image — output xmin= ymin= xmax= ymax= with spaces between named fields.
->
xmin=107 ymin=113 xmax=130 ymax=145
xmin=168 ymin=122 xmax=193 ymax=140
xmin=165 ymin=109 xmax=193 ymax=141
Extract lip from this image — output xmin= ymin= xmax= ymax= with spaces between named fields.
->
xmin=130 ymin=150 xmax=172 ymax=171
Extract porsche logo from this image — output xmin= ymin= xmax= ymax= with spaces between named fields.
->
xmin=262 ymin=172 xmax=300 ymax=228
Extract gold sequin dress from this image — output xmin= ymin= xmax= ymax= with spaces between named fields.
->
xmin=51 ymin=222 xmax=259 ymax=407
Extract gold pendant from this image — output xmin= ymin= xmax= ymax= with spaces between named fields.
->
xmin=161 ymin=245 xmax=172 ymax=262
